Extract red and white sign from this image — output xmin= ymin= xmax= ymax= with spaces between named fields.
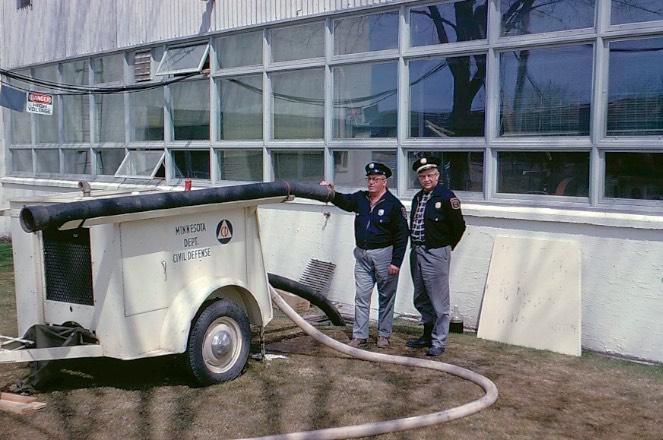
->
xmin=26 ymin=92 xmax=54 ymax=115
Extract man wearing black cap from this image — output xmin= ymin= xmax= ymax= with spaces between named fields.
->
xmin=320 ymin=163 xmax=409 ymax=349
xmin=407 ymin=156 xmax=466 ymax=356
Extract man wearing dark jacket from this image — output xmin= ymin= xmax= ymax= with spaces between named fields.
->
xmin=406 ymin=156 xmax=466 ymax=356
xmin=321 ymin=163 xmax=409 ymax=349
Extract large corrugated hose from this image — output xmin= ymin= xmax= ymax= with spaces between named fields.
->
xmin=267 ymin=273 xmax=345 ymax=327
xmin=238 ymin=286 xmax=499 ymax=440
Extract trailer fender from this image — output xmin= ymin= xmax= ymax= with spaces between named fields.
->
xmin=159 ymin=276 xmax=265 ymax=354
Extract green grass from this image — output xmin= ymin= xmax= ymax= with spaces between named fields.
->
xmin=0 ymin=241 xmax=16 ymax=336
xmin=0 ymin=241 xmax=13 ymax=273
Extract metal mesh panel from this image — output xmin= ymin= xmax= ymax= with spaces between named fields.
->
xmin=43 ymin=228 xmax=94 ymax=306
xmin=299 ymin=259 xmax=336 ymax=297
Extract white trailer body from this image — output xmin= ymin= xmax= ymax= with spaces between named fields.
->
xmin=1 ymin=191 xmax=283 ymax=384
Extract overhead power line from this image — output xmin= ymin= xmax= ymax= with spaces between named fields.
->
xmin=0 ymin=69 xmax=201 ymax=95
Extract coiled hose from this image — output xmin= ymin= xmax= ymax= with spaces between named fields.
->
xmin=238 ymin=286 xmax=499 ymax=440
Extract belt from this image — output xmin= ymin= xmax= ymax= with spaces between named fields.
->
xmin=358 ymin=244 xmax=392 ymax=250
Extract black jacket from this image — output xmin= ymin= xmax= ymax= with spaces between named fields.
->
xmin=332 ymin=189 xmax=409 ymax=267
xmin=410 ymin=184 xmax=466 ymax=250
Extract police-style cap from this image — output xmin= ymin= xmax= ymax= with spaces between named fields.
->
xmin=412 ymin=156 xmax=441 ymax=173
xmin=365 ymin=162 xmax=392 ymax=178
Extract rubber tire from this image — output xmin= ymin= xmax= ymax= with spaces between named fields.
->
xmin=186 ymin=299 xmax=251 ymax=386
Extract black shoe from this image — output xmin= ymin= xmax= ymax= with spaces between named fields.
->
xmin=426 ymin=346 xmax=445 ymax=356
xmin=406 ymin=336 xmax=432 ymax=349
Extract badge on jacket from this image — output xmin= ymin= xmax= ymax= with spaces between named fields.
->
xmin=435 ymin=202 xmax=441 ymax=209
xmin=450 ymin=198 xmax=461 ymax=210
xmin=378 ymin=209 xmax=384 ymax=216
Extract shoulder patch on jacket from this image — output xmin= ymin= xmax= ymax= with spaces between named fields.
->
xmin=450 ymin=198 xmax=461 ymax=210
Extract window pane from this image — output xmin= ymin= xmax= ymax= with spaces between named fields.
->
xmin=334 ymin=12 xmax=399 ymax=55
xmin=33 ymin=65 xmax=59 ymax=143
xmin=218 ymin=31 xmax=262 ymax=69
xmin=500 ymin=45 xmax=592 ymax=136
xmin=272 ymin=69 xmax=324 ymax=139
xmin=12 ymin=149 xmax=33 ymax=173
xmin=407 ymin=151 xmax=484 ymax=192
xmin=333 ymin=62 xmax=397 ymax=139
xmin=172 ymin=150 xmax=210 ymax=179
xmin=96 ymin=148 xmax=125 ymax=175
xmin=11 ymin=112 xmax=32 ymax=144
xmin=272 ymin=22 xmax=324 ymax=62
xmin=218 ymin=150 xmax=263 ymax=181
xmin=62 ymin=61 xmax=90 ymax=143
xmin=131 ymin=87 xmax=164 ymax=141
xmin=63 ymin=95 xmax=90 ymax=143
xmin=115 ymin=150 xmax=164 ymax=177
xmin=35 ymin=149 xmax=59 ymax=173
xmin=410 ymin=55 xmax=486 ymax=137
xmin=497 ymin=151 xmax=589 ymax=196
xmin=11 ymin=111 xmax=32 ymax=144
xmin=157 ymin=44 xmax=209 ymax=76
xmin=605 ymin=152 xmax=663 ymax=200
xmin=410 ymin=1 xmax=487 ymax=47
xmin=9 ymin=69 xmax=32 ymax=144
xmin=93 ymin=54 xmax=124 ymax=84
xmin=63 ymin=149 xmax=91 ymax=174
xmin=501 ymin=0 xmax=595 ymax=36
xmin=219 ymin=75 xmax=263 ymax=140
xmin=91 ymin=54 xmax=125 ymax=143
xmin=332 ymin=150 xmax=397 ymax=188
xmin=171 ymin=80 xmax=210 ymax=141
xmin=96 ymin=93 xmax=125 ymax=142
xmin=612 ymin=1 xmax=663 ymax=25
xmin=607 ymin=38 xmax=663 ymax=136
xmin=272 ymin=150 xmax=323 ymax=183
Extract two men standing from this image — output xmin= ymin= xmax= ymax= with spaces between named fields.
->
xmin=321 ymin=156 xmax=465 ymax=356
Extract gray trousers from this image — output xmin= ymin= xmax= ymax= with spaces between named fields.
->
xmin=352 ymin=246 xmax=399 ymax=339
xmin=409 ymin=245 xmax=451 ymax=349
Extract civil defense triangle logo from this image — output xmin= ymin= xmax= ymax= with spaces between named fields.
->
xmin=216 ymin=219 xmax=233 ymax=244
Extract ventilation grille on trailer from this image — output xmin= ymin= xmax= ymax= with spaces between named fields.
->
xmin=299 ymin=259 xmax=336 ymax=297
xmin=43 ymin=228 xmax=94 ymax=306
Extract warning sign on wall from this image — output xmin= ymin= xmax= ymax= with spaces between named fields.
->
xmin=26 ymin=92 xmax=53 ymax=115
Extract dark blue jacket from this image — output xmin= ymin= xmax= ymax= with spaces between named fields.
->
xmin=410 ymin=184 xmax=466 ymax=250
xmin=332 ymin=189 xmax=409 ymax=267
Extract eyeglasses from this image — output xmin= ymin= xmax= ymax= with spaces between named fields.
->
xmin=366 ymin=177 xmax=387 ymax=182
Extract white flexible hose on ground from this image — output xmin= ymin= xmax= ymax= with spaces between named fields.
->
xmin=239 ymin=287 xmax=499 ymax=440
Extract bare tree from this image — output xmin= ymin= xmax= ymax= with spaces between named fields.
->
xmin=413 ymin=2 xmax=487 ymax=135
xmin=415 ymin=0 xmax=601 ymax=136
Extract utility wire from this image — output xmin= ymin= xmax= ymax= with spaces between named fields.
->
xmin=0 ymin=68 xmax=201 ymax=95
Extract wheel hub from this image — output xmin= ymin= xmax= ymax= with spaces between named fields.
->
xmin=211 ymin=330 xmax=232 ymax=358
xmin=202 ymin=318 xmax=242 ymax=373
